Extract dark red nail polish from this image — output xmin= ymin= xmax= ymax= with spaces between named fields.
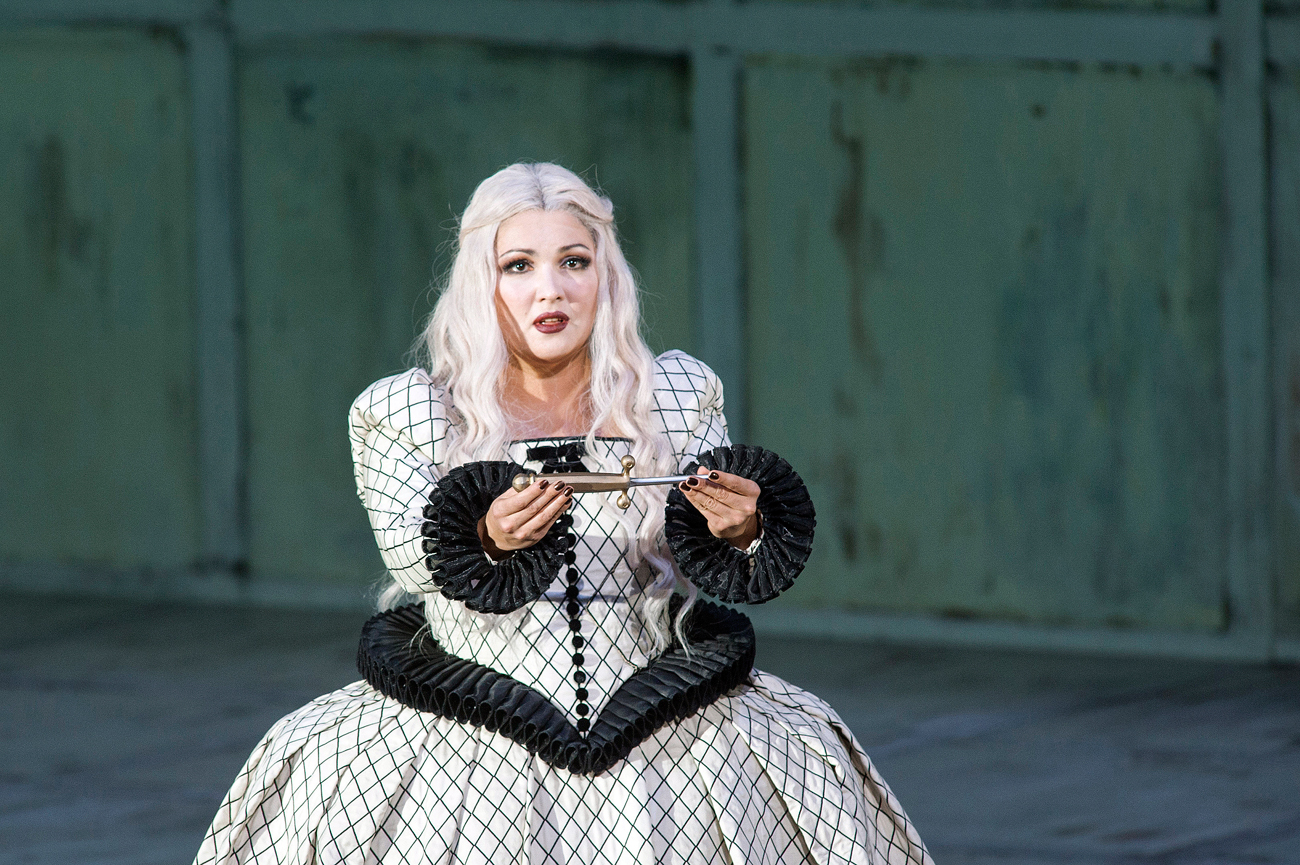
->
xmin=687 ymin=477 xmax=699 ymax=487
xmin=539 ymin=480 xmax=550 ymax=490
xmin=708 ymin=472 xmax=719 ymax=481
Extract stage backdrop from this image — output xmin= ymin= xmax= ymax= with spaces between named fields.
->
xmin=1 ymin=3 xmax=1297 ymax=662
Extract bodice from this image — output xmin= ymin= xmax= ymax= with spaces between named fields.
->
xmin=422 ymin=437 xmax=661 ymax=727
xmin=350 ymin=352 xmax=742 ymax=730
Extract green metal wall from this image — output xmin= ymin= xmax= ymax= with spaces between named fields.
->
xmin=1270 ymin=68 xmax=1300 ymax=640
xmin=744 ymin=57 xmax=1226 ymax=631
xmin=238 ymin=39 xmax=693 ymax=586
xmin=0 ymin=15 xmax=1295 ymax=652
xmin=0 ymin=29 xmax=199 ymax=571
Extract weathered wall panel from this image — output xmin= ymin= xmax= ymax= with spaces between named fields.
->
xmin=1269 ymin=69 xmax=1300 ymax=639
xmin=0 ymin=28 xmax=198 ymax=571
xmin=239 ymin=39 xmax=694 ymax=586
xmin=745 ymin=57 xmax=1225 ymax=631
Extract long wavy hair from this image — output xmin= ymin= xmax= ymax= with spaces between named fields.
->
xmin=408 ymin=162 xmax=693 ymax=651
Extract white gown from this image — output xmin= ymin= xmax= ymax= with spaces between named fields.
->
xmin=193 ymin=351 xmax=932 ymax=865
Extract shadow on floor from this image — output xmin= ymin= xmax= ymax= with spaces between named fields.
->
xmin=0 ymin=593 xmax=1296 ymax=864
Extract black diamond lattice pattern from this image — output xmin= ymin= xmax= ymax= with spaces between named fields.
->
xmin=194 ymin=350 xmax=932 ymax=865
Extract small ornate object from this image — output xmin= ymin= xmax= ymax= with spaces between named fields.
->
xmin=511 ymin=454 xmax=692 ymax=510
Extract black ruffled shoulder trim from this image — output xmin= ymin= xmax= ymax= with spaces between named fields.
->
xmin=357 ymin=600 xmax=755 ymax=776
xmin=421 ymin=461 xmax=566 ymax=613
xmin=665 ymin=444 xmax=816 ymax=604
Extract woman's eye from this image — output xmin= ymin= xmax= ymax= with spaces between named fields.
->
xmin=562 ymin=256 xmax=591 ymax=269
xmin=504 ymin=259 xmax=530 ymax=273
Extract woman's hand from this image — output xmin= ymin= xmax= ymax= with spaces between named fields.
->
xmin=479 ymin=479 xmax=573 ymax=560
xmin=678 ymin=468 xmax=761 ymax=550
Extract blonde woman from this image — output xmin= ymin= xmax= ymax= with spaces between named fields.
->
xmin=195 ymin=163 xmax=931 ymax=865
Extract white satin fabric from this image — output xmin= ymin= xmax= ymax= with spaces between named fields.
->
xmin=193 ymin=352 xmax=932 ymax=865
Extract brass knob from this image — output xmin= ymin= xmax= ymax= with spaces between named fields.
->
xmin=617 ymin=454 xmax=635 ymax=509
xmin=511 ymin=473 xmax=533 ymax=493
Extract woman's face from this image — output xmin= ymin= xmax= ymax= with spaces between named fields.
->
xmin=494 ymin=209 xmax=599 ymax=370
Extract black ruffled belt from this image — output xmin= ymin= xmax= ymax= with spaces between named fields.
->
xmin=356 ymin=599 xmax=755 ymax=776
xmin=360 ymin=443 xmax=815 ymax=775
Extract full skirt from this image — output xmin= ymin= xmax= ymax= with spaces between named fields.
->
xmin=194 ymin=670 xmax=931 ymax=865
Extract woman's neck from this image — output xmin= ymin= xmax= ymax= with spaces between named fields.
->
xmin=501 ymin=351 xmax=592 ymax=438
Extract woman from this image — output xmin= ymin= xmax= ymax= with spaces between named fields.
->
xmin=195 ymin=163 xmax=930 ymax=865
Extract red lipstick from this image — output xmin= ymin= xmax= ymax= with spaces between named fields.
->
xmin=533 ymin=311 xmax=569 ymax=334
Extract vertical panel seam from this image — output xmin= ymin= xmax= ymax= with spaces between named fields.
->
xmin=691 ymin=38 xmax=746 ymax=441
xmin=1219 ymin=0 xmax=1273 ymax=655
xmin=188 ymin=17 xmax=247 ymax=576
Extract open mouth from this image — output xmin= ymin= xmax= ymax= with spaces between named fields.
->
xmin=533 ymin=312 xmax=570 ymax=334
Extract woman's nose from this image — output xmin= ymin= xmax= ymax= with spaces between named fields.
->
xmin=537 ymin=265 xmax=566 ymax=301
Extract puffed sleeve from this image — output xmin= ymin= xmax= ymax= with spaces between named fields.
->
xmin=348 ymin=368 xmax=450 ymax=594
xmin=350 ymin=369 xmax=569 ymax=611
xmin=651 ymin=350 xmax=731 ymax=469
xmin=652 ymin=352 xmax=817 ymax=604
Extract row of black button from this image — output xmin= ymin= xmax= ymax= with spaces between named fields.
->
xmin=558 ymin=514 xmax=590 ymax=734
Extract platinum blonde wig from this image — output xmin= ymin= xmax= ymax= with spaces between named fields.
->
xmin=414 ymin=162 xmax=694 ymax=650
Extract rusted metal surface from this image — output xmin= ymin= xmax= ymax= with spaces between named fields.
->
xmin=1 ymin=11 xmax=1291 ymax=655
xmin=237 ymin=38 xmax=694 ymax=585
xmin=1269 ymin=69 xmax=1300 ymax=639
xmin=0 ymin=28 xmax=198 ymax=571
xmin=745 ymin=57 xmax=1227 ymax=632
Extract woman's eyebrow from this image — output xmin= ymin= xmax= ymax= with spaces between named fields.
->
xmin=498 ymin=248 xmax=535 ymax=257
xmin=560 ymin=243 xmax=592 ymax=252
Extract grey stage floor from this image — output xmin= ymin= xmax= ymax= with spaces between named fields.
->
xmin=0 ymin=593 xmax=1296 ymax=865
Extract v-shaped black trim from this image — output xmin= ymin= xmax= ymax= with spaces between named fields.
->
xmin=356 ymin=601 xmax=756 ymax=776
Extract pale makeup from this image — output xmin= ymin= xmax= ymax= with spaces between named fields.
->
xmin=488 ymin=208 xmax=760 ymax=551
xmin=481 ymin=208 xmax=602 ymax=553
xmin=494 ymin=209 xmax=599 ymax=373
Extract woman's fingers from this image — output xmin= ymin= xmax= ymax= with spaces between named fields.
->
xmin=681 ymin=474 xmax=757 ymax=517
xmin=679 ymin=484 xmax=748 ymax=527
xmin=517 ymin=484 xmax=574 ymax=540
xmin=679 ymin=470 xmax=761 ymax=545
xmin=497 ymin=478 xmax=553 ymax=516
xmin=498 ymin=480 xmax=564 ymax=526
xmin=486 ymin=480 xmax=568 ymax=550
xmin=694 ymin=468 xmax=761 ymax=500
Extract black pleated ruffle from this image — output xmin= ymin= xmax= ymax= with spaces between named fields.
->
xmin=421 ymin=461 xmax=566 ymax=614
xmin=664 ymin=444 xmax=816 ymax=604
xmin=356 ymin=600 xmax=756 ymax=776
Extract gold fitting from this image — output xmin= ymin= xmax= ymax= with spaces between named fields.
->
xmin=617 ymin=455 xmax=635 ymax=509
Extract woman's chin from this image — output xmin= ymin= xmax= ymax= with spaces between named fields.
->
xmin=518 ymin=340 xmax=588 ymax=370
